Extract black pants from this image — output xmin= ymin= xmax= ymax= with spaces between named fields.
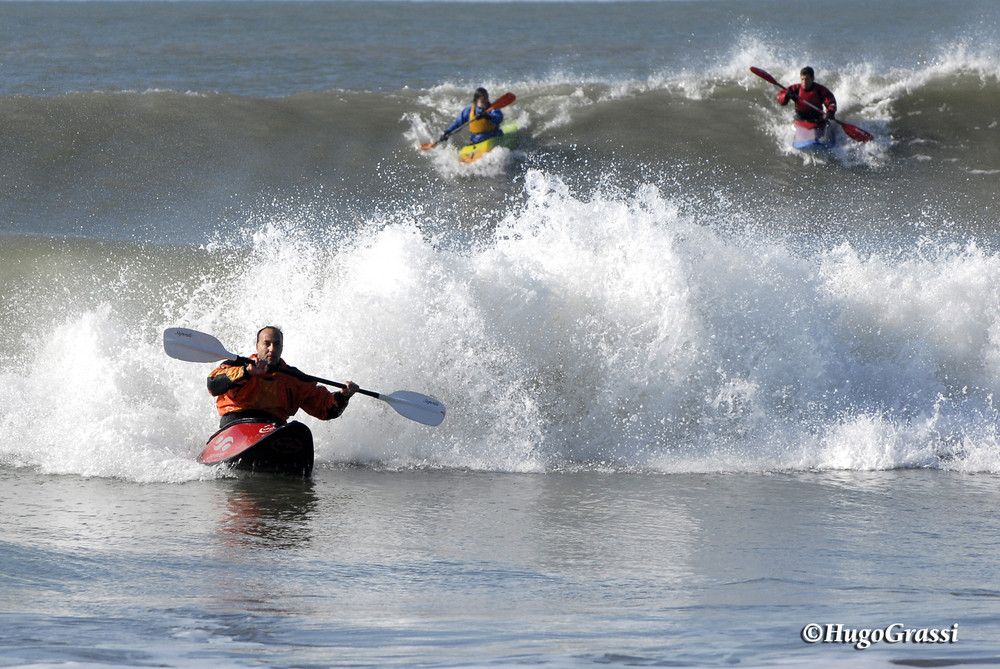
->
xmin=219 ymin=410 xmax=285 ymax=429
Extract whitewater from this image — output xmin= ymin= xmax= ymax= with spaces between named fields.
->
xmin=7 ymin=175 xmax=1000 ymax=480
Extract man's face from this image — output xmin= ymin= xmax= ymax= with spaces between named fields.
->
xmin=256 ymin=328 xmax=283 ymax=365
xmin=800 ymin=73 xmax=815 ymax=90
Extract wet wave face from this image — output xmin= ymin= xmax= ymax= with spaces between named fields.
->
xmin=0 ymin=43 xmax=996 ymax=243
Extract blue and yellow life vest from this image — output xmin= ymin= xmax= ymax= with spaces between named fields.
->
xmin=467 ymin=106 xmax=496 ymax=135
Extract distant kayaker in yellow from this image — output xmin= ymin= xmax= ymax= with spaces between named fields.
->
xmin=437 ymin=87 xmax=504 ymax=145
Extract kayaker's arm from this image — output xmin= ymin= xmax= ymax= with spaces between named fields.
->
xmin=777 ymin=85 xmax=797 ymax=106
xmin=324 ymin=391 xmax=352 ymax=420
xmin=479 ymin=107 xmax=503 ymax=126
xmin=287 ymin=368 xmax=358 ymax=420
xmin=820 ymin=86 xmax=837 ymax=118
xmin=438 ymin=107 xmax=472 ymax=143
xmin=207 ymin=362 xmax=249 ymax=396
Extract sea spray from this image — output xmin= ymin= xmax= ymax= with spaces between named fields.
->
xmin=4 ymin=171 xmax=1000 ymax=478
xmin=182 ymin=173 xmax=1000 ymax=474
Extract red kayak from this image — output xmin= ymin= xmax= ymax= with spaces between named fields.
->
xmin=198 ymin=421 xmax=314 ymax=476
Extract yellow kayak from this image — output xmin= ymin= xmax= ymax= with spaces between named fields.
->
xmin=459 ymin=121 xmax=518 ymax=164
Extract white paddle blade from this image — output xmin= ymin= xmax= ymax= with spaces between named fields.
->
xmin=380 ymin=390 xmax=446 ymax=427
xmin=163 ymin=327 xmax=238 ymax=363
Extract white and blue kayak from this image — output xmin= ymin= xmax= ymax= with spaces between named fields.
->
xmin=792 ymin=120 xmax=836 ymax=151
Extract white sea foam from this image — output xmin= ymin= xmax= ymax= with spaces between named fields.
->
xmin=3 ymin=169 xmax=1000 ymax=480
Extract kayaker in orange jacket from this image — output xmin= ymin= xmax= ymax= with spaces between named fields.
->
xmin=777 ymin=66 xmax=837 ymax=126
xmin=207 ymin=325 xmax=359 ymax=428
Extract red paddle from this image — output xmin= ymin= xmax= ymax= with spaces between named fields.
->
xmin=751 ymin=67 xmax=873 ymax=143
xmin=421 ymin=92 xmax=516 ymax=150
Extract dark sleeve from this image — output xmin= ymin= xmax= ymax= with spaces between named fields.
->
xmin=324 ymin=392 xmax=352 ymax=420
xmin=207 ymin=363 xmax=247 ymax=396
xmin=822 ymin=85 xmax=837 ymax=112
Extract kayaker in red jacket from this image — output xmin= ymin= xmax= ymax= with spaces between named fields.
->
xmin=777 ymin=66 xmax=837 ymax=126
xmin=207 ymin=325 xmax=359 ymax=428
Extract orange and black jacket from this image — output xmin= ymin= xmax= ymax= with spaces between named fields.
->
xmin=207 ymin=355 xmax=350 ymax=426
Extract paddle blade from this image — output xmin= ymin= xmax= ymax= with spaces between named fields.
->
xmin=163 ymin=327 xmax=239 ymax=363
xmin=750 ymin=66 xmax=783 ymax=89
xmin=379 ymin=390 xmax=446 ymax=427
xmin=838 ymin=120 xmax=874 ymax=143
xmin=420 ymin=142 xmax=437 ymax=150
xmin=487 ymin=92 xmax=516 ymax=112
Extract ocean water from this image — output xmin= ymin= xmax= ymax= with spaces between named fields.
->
xmin=2 ymin=0 xmax=1000 ymax=666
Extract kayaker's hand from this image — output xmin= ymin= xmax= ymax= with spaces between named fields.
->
xmin=437 ymin=133 xmax=449 ymax=144
xmin=826 ymin=110 xmax=836 ymax=120
xmin=245 ymin=358 xmax=269 ymax=377
xmin=341 ymin=381 xmax=359 ymax=397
